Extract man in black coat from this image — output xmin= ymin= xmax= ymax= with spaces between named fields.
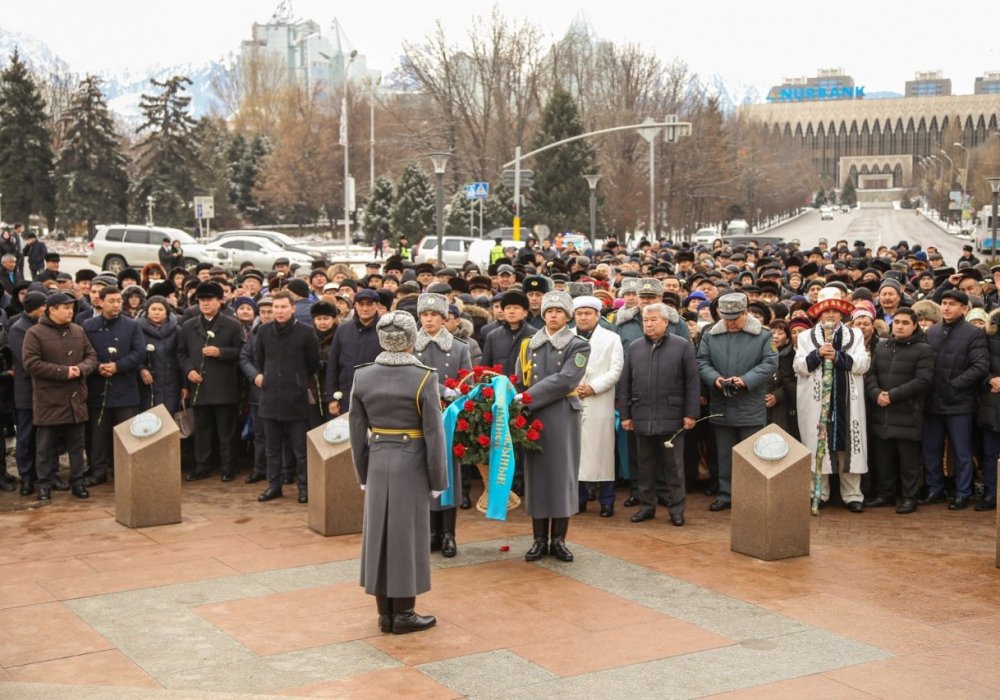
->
xmin=618 ymin=304 xmax=701 ymax=526
xmin=22 ymin=232 xmax=47 ymax=279
xmin=325 ymin=289 xmax=381 ymax=416
xmin=921 ymin=290 xmax=990 ymax=509
xmin=7 ymin=291 xmax=46 ymax=494
xmin=254 ymin=291 xmax=320 ymax=503
xmin=481 ymin=290 xmax=533 ymax=375
xmin=177 ymin=281 xmax=245 ymax=481
xmin=82 ymin=286 xmax=147 ymax=486
xmin=863 ymin=308 xmax=934 ymax=514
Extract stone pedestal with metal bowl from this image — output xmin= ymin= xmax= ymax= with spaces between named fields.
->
xmin=113 ymin=404 xmax=182 ymax=528
xmin=731 ymin=424 xmax=811 ymax=561
xmin=307 ymin=416 xmax=365 ymax=536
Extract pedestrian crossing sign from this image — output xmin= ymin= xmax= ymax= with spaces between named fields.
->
xmin=465 ymin=182 xmax=490 ymax=200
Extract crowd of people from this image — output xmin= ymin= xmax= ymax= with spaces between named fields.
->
xmin=0 ymin=228 xmax=997 ymax=532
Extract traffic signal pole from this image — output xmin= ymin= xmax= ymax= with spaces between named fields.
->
xmin=514 ymin=145 xmax=522 ymax=241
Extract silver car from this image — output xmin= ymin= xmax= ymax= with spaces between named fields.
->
xmin=202 ymin=236 xmax=315 ymax=271
xmin=87 ymin=225 xmax=227 ymax=273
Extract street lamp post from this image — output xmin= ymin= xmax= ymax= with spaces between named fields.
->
xmin=939 ymin=150 xmax=954 ymax=188
xmin=954 ymin=142 xmax=971 ymax=191
xmin=342 ymin=49 xmax=358 ymax=254
xmin=427 ymin=152 xmax=450 ymax=264
xmin=584 ymin=174 xmax=601 ymax=242
xmin=988 ymin=177 xmax=1000 ymax=263
xmin=638 ymin=118 xmax=662 ymax=237
xmin=367 ymin=77 xmax=381 ymax=195
xmin=146 ymin=196 xmax=155 ymax=226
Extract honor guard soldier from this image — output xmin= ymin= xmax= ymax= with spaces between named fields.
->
xmin=413 ymin=293 xmax=472 ymax=556
xmin=349 ymin=311 xmax=448 ymax=634
xmin=515 ymin=290 xmax=591 ymax=562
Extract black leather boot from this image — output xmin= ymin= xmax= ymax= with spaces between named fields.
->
xmin=376 ymin=595 xmax=392 ymax=633
xmin=440 ymin=508 xmax=458 ymax=558
xmin=525 ymin=518 xmax=549 ymax=561
xmin=391 ymin=596 xmax=436 ymax=634
xmin=429 ymin=510 xmax=443 ymax=552
xmin=549 ymin=517 xmax=574 ymax=562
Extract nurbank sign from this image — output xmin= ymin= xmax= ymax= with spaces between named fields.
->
xmin=767 ymin=86 xmax=866 ymax=102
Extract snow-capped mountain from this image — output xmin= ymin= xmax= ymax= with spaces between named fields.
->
xmin=0 ymin=26 xmax=228 ymax=123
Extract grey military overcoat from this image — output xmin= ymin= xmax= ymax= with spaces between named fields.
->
xmin=515 ymin=326 xmax=591 ymax=519
xmin=349 ymin=352 xmax=448 ymax=597
xmin=413 ymin=328 xmax=473 ymax=512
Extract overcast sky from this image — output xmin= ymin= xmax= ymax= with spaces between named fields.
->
xmin=5 ymin=0 xmax=998 ymax=95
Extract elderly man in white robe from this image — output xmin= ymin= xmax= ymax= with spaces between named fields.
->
xmin=793 ymin=286 xmax=871 ymax=512
xmin=573 ymin=295 xmax=624 ymax=517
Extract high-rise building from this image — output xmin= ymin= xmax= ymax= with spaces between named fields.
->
xmin=766 ymin=69 xmax=860 ymax=103
xmin=239 ymin=11 xmax=377 ymax=99
xmin=975 ymin=71 xmax=1000 ymax=95
xmin=904 ymin=71 xmax=951 ymax=97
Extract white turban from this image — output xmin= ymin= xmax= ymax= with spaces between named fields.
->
xmin=573 ymin=295 xmax=602 ymax=312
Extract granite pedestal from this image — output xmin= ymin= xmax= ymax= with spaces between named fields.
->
xmin=306 ymin=416 xmax=364 ymax=536
xmin=731 ymin=424 xmax=811 ymax=561
xmin=112 ymin=404 xmax=182 ymax=529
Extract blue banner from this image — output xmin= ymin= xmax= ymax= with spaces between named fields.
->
xmin=440 ymin=375 xmax=517 ymax=519
xmin=441 ymin=384 xmax=482 ymax=507
xmin=485 ymin=376 xmax=516 ymax=520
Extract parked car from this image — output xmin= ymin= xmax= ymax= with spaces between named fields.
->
xmin=87 ymin=225 xmax=228 ymax=274
xmin=467 ymin=238 xmax=518 ymax=269
xmin=210 ymin=230 xmax=329 ymax=264
xmin=413 ymin=235 xmax=477 ymax=267
xmin=202 ymin=236 xmax=315 ymax=272
xmin=820 ymin=206 xmax=834 ymax=220
xmin=693 ymin=227 xmax=719 ymax=245
xmin=725 ymin=218 xmax=750 ymax=235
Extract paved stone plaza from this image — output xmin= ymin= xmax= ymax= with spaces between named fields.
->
xmin=0 ymin=473 xmax=998 ymax=699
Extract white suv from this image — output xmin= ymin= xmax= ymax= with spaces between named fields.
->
xmin=88 ymin=225 xmax=227 ymax=273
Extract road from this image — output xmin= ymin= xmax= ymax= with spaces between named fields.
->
xmin=768 ymin=205 xmax=972 ymax=267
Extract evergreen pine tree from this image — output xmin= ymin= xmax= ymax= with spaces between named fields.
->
xmin=54 ymin=75 xmax=129 ymax=238
xmin=131 ymin=76 xmax=199 ymax=227
xmin=445 ymin=190 xmax=475 ymax=236
xmin=841 ymin=178 xmax=857 ymax=207
xmin=225 ymin=133 xmax=247 ymax=208
xmin=363 ymin=175 xmax=393 ymax=244
xmin=239 ymin=135 xmax=270 ymax=223
xmin=0 ymin=50 xmax=56 ymax=226
xmin=190 ymin=116 xmax=239 ymax=230
xmin=529 ymin=89 xmax=598 ymax=233
xmin=483 ymin=182 xmax=515 ymax=233
xmin=391 ymin=162 xmax=435 ymax=244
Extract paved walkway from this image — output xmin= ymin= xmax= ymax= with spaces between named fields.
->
xmin=0 ymin=473 xmax=998 ymax=699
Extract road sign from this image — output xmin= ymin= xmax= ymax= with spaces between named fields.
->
xmin=193 ymin=196 xmax=215 ymax=219
xmin=465 ymin=182 xmax=490 ymax=200
xmin=502 ymin=170 xmax=533 ymax=189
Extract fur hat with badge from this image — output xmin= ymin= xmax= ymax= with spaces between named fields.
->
xmin=417 ymin=292 xmax=449 ymax=317
xmin=540 ymin=290 xmax=573 ymax=316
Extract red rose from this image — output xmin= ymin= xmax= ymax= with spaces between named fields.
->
xmin=456 ymin=418 xmax=469 ymax=431
xmin=473 ymin=365 xmax=485 ymax=376
xmin=457 ymin=368 xmax=470 ymax=379
xmin=530 ymin=419 xmax=543 ymax=430
xmin=444 ymin=378 xmax=459 ymax=390
xmin=526 ymin=428 xmax=540 ymax=441
xmin=464 ymin=401 xmax=475 ymax=412
xmin=492 ymin=364 xmax=504 ymax=374
xmin=521 ymin=393 xmax=533 ymax=405
xmin=509 ymin=375 xmax=519 ymax=384
xmin=459 ymin=383 xmax=471 ymax=395
xmin=477 ymin=435 xmax=490 ymax=447
xmin=453 ymin=444 xmax=467 ymax=458
xmin=482 ymin=411 xmax=493 ymax=422
xmin=482 ymin=387 xmax=494 ymax=400
xmin=514 ymin=414 xmax=528 ymax=429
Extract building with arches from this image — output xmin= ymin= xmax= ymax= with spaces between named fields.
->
xmin=743 ymin=90 xmax=1000 ymax=192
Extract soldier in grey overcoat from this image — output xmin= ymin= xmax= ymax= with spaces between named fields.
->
xmin=515 ymin=290 xmax=591 ymax=563
xmin=350 ymin=311 xmax=448 ymax=635
xmin=413 ymin=293 xmax=472 ymax=558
